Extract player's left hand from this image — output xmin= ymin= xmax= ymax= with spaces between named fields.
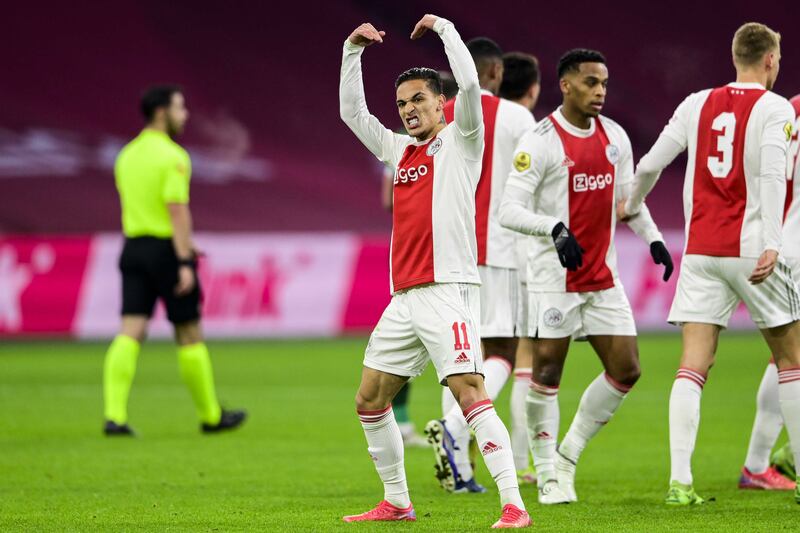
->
xmin=650 ymin=241 xmax=674 ymax=281
xmin=616 ymin=198 xmax=634 ymax=222
xmin=749 ymin=249 xmax=778 ymax=285
xmin=410 ymin=14 xmax=439 ymax=39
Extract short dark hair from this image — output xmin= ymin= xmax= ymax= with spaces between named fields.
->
xmin=466 ymin=37 xmax=503 ymax=62
xmin=557 ymin=49 xmax=606 ymax=79
xmin=140 ymin=85 xmax=182 ymax=121
xmin=395 ymin=68 xmax=442 ymax=95
xmin=438 ymin=70 xmax=459 ymax=100
xmin=500 ymin=52 xmax=540 ymax=100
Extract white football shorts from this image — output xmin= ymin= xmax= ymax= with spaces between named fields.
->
xmin=529 ymin=284 xmax=637 ymax=339
xmin=364 ymin=283 xmax=483 ymax=384
xmin=669 ymin=255 xmax=800 ymax=329
xmin=479 ymin=265 xmax=519 ymax=338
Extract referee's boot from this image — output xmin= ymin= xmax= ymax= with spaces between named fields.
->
xmin=104 ymin=420 xmax=136 ymax=437
xmin=201 ymin=408 xmax=247 ymax=434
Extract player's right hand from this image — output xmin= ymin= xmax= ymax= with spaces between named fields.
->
xmin=348 ymin=23 xmax=385 ymax=47
xmin=748 ymin=249 xmax=778 ymax=285
xmin=551 ymin=222 xmax=584 ymax=271
xmin=175 ymin=265 xmax=196 ymax=296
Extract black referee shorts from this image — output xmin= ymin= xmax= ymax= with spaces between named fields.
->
xmin=119 ymin=237 xmax=202 ymax=324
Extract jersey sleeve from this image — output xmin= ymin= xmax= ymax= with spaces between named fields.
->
xmin=498 ymin=131 xmax=561 ymax=236
xmin=339 ymin=40 xmax=410 ymax=167
xmin=759 ymin=95 xmax=795 ymax=150
xmin=435 ymin=18 xmax=483 ymax=160
xmin=162 ymin=149 xmax=191 ymax=204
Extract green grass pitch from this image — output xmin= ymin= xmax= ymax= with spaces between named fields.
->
xmin=1 ymin=334 xmax=797 ymax=531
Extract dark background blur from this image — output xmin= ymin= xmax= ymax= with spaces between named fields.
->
xmin=2 ymin=0 xmax=796 ymax=233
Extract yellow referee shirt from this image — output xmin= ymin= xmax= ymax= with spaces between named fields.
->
xmin=114 ymin=129 xmax=192 ymax=238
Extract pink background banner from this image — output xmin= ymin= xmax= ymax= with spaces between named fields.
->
xmin=0 ymin=230 xmax=757 ymax=339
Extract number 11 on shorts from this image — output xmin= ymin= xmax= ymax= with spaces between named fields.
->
xmin=452 ymin=322 xmax=471 ymax=350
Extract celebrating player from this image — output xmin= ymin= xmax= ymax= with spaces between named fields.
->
xmin=103 ymin=86 xmax=246 ymax=436
xmin=339 ymin=15 xmax=530 ymax=527
xmin=738 ymin=92 xmax=800 ymax=491
xmin=499 ymin=49 xmax=671 ymax=504
xmin=427 ymin=37 xmax=537 ymax=495
xmin=500 ymin=51 xmax=542 ymax=485
xmin=619 ymin=23 xmax=800 ymax=505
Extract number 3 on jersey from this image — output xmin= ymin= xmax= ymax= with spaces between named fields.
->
xmin=452 ymin=321 xmax=471 ymax=350
xmin=707 ymin=112 xmax=736 ymax=178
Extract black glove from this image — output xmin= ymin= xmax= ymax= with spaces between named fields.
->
xmin=551 ymin=222 xmax=584 ymax=271
xmin=650 ymin=241 xmax=674 ymax=281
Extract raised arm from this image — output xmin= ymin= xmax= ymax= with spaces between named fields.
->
xmin=339 ymin=23 xmax=407 ymax=166
xmin=411 ymin=15 xmax=482 ymax=159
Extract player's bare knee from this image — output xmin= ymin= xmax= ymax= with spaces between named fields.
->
xmin=483 ymin=338 xmax=517 ymax=367
xmin=532 ymin=364 xmax=562 ymax=388
xmin=609 ymin=363 xmax=641 ymax=387
xmin=355 ymin=390 xmax=387 ymax=412
xmin=447 ymin=373 xmax=487 ymax=409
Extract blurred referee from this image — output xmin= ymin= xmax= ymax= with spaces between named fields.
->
xmin=103 ymin=85 xmax=245 ymax=436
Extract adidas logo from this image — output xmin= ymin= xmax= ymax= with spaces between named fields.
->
xmin=561 ymin=156 xmax=575 ymax=168
xmin=482 ymin=441 xmax=501 ymax=455
xmin=535 ymin=431 xmax=552 ymax=440
xmin=454 ymin=352 xmax=470 ymax=364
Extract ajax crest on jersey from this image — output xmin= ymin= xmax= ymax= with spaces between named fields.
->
xmin=605 ymin=144 xmax=620 ymax=165
xmin=543 ymin=308 xmax=563 ymax=327
xmin=514 ymin=152 xmax=531 ymax=172
xmin=426 ymin=137 xmax=443 ymax=156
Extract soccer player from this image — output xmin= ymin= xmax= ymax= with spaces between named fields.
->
xmin=339 ymin=15 xmax=530 ymax=528
xmin=499 ymin=49 xmax=672 ymax=504
xmin=739 ymin=92 xmax=800 ymax=490
xmin=619 ymin=23 xmax=800 ymax=505
xmin=427 ymin=37 xmax=537 ymax=495
xmin=103 ymin=85 xmax=245 ymax=436
xmin=500 ymin=51 xmax=542 ymax=485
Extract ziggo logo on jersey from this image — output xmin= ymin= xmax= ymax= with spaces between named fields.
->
xmin=394 ymin=165 xmax=428 ymax=185
xmin=573 ymin=173 xmax=613 ymax=192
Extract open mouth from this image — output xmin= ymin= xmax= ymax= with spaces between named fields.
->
xmin=590 ymin=102 xmax=604 ymax=111
xmin=406 ymin=116 xmax=420 ymax=129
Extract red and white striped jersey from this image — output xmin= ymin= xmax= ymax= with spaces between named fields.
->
xmin=443 ymin=91 xmax=536 ymax=268
xmin=660 ymin=83 xmax=795 ymax=258
xmin=505 ymin=109 xmax=636 ymax=292
xmin=339 ymin=18 xmax=483 ymax=293
xmin=782 ymin=95 xmax=800 ymax=259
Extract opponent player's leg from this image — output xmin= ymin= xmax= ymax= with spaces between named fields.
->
xmin=665 ymin=322 xmax=719 ymax=505
xmin=512 ymin=337 xmax=535 ymax=483
xmin=555 ymin=334 xmax=640 ymax=502
xmin=394 ymin=383 xmax=427 ymax=447
xmin=740 ymin=360 xmax=793 ymax=489
xmin=344 ymin=294 xmax=423 ymax=522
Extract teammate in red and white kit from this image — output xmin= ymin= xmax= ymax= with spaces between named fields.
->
xmin=500 ymin=48 xmax=672 ymax=504
xmin=619 ymin=23 xmax=800 ymax=505
xmin=339 ymin=15 xmax=530 ymax=528
xmin=738 ymin=93 xmax=800 ymax=491
xmin=500 ymin=51 xmax=542 ymax=485
xmin=428 ymin=37 xmax=537 ymax=495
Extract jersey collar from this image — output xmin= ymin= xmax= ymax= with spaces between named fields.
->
xmin=480 ymin=89 xmax=494 ymax=96
xmin=553 ymin=106 xmax=596 ymax=138
xmin=727 ymin=81 xmax=766 ymax=90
